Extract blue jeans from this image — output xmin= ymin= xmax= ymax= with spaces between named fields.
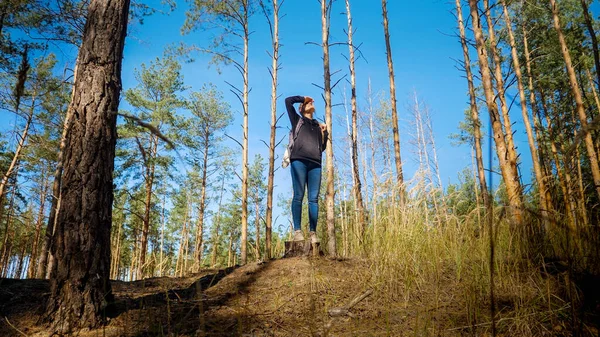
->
xmin=290 ymin=159 xmax=322 ymax=232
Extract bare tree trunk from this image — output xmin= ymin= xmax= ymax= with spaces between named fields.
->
xmin=28 ymin=168 xmax=49 ymax=278
xmin=138 ymin=135 xmax=157 ymax=280
xmin=456 ymin=0 xmax=489 ymax=211
xmin=240 ymin=0 xmax=250 ymax=265
xmin=550 ymin=0 xmax=600 ymax=201
xmin=483 ymin=0 xmax=519 ymax=172
xmin=262 ymin=0 xmax=281 ymax=261
xmin=468 ymin=0 xmax=523 ymax=224
xmin=45 ymin=0 xmax=130 ymax=331
xmin=501 ymin=0 xmax=550 ymax=231
xmin=381 ymin=0 xmax=405 ymax=200
xmin=345 ymin=0 xmax=366 ymax=237
xmin=321 ymin=0 xmax=336 ymax=257
xmin=194 ymin=138 xmax=209 ymax=271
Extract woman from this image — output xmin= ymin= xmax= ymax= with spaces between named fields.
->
xmin=285 ymin=95 xmax=328 ymax=243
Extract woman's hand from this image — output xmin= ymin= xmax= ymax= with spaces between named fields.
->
xmin=320 ymin=123 xmax=327 ymax=134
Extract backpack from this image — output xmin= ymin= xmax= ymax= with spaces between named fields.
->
xmin=282 ymin=118 xmax=305 ymax=168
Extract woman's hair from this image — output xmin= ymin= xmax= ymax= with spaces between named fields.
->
xmin=299 ymin=103 xmax=305 ymax=114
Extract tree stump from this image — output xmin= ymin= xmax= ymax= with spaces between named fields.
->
xmin=284 ymin=240 xmax=324 ymax=258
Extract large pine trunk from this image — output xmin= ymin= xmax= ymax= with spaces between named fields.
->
xmin=45 ymin=0 xmax=130 ymax=332
xmin=321 ymin=0 xmax=337 ymax=257
xmin=240 ymin=0 xmax=250 ymax=265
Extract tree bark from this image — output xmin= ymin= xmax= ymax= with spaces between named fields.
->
xmin=550 ymin=0 xmax=600 ymax=201
xmin=263 ymin=0 xmax=280 ymax=261
xmin=45 ymin=0 xmax=130 ymax=331
xmin=345 ymin=0 xmax=366 ymax=237
xmin=501 ymin=0 xmax=551 ymax=230
xmin=321 ymin=0 xmax=337 ymax=257
xmin=456 ymin=0 xmax=489 ymax=210
xmin=381 ymin=0 xmax=405 ymax=201
xmin=468 ymin=0 xmax=523 ymax=224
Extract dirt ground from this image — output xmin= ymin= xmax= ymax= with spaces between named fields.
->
xmin=0 ymin=256 xmax=597 ymax=336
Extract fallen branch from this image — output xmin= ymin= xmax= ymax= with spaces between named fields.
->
xmin=328 ymin=288 xmax=373 ymax=317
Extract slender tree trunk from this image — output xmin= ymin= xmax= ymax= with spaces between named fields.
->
xmin=541 ymin=91 xmax=576 ymax=226
xmin=550 ymin=0 xmax=600 ymax=200
xmin=14 ymin=239 xmax=28 ymax=279
xmin=111 ymin=220 xmax=123 ymax=279
xmin=227 ymin=231 xmax=234 ymax=268
xmin=264 ymin=0 xmax=280 ymax=261
xmin=367 ymin=80 xmax=379 ymax=233
xmin=0 ymin=178 xmax=18 ymax=277
xmin=159 ymin=195 xmax=165 ymax=276
xmin=501 ymin=0 xmax=550 ymax=231
xmin=468 ymin=0 xmax=523 ymax=224
xmin=45 ymin=0 xmax=130 ymax=331
xmin=345 ymin=0 xmax=366 ymax=236
xmin=456 ymin=0 xmax=489 ymax=209
xmin=28 ymin=169 xmax=49 ymax=278
xmin=254 ymin=198 xmax=261 ymax=260
xmin=240 ymin=1 xmax=250 ymax=265
xmin=194 ymin=138 xmax=209 ymax=271
xmin=138 ymin=135 xmax=157 ymax=280
xmin=0 ymin=47 xmax=30 ymax=206
xmin=211 ymin=177 xmax=226 ymax=267
xmin=321 ymin=0 xmax=336 ymax=256
xmin=580 ymin=0 xmax=600 ymax=90
xmin=176 ymin=197 xmax=190 ymax=277
xmin=483 ymin=0 xmax=519 ymax=173
xmin=381 ymin=0 xmax=405 ymax=200
xmin=522 ymin=23 xmax=555 ymax=220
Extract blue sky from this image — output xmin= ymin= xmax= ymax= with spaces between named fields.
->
xmin=2 ymin=0 xmax=546 ymax=231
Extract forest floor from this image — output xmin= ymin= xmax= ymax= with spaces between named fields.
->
xmin=0 ymin=256 xmax=598 ymax=336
